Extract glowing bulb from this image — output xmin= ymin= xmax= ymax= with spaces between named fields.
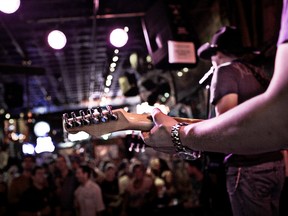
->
xmin=110 ymin=28 xmax=128 ymax=48
xmin=0 ymin=0 xmax=20 ymax=14
xmin=34 ymin=121 xmax=50 ymax=137
xmin=47 ymin=30 xmax=67 ymax=50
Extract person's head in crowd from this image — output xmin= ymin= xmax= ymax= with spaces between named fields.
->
xmin=55 ymin=154 xmax=70 ymax=172
xmin=130 ymin=162 xmax=146 ymax=180
xmin=148 ymin=157 xmax=161 ymax=177
xmin=118 ymin=158 xmax=130 ymax=178
xmin=31 ymin=166 xmax=47 ymax=188
xmin=76 ymin=164 xmax=92 ymax=185
xmin=21 ymin=154 xmax=36 ymax=173
xmin=103 ymin=162 xmax=117 ymax=182
xmin=161 ymin=170 xmax=174 ymax=185
xmin=70 ymin=155 xmax=81 ymax=171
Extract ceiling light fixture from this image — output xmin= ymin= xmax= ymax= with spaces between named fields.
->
xmin=47 ymin=30 xmax=67 ymax=50
xmin=34 ymin=121 xmax=50 ymax=137
xmin=0 ymin=0 xmax=20 ymax=14
xmin=109 ymin=28 xmax=128 ymax=48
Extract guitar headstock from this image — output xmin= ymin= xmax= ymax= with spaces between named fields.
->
xmin=62 ymin=106 xmax=154 ymax=137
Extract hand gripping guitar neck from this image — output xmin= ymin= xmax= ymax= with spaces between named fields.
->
xmin=62 ymin=105 xmax=202 ymax=159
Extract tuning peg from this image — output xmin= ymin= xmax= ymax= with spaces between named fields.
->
xmin=141 ymin=144 xmax=146 ymax=153
xmin=87 ymin=109 xmax=99 ymax=124
xmin=79 ymin=110 xmax=90 ymax=125
xmin=71 ymin=112 xmax=81 ymax=127
xmin=62 ymin=113 xmax=73 ymax=128
xmin=134 ymin=143 xmax=140 ymax=153
xmin=106 ymin=105 xmax=112 ymax=110
xmin=96 ymin=107 xmax=108 ymax=122
xmin=106 ymin=105 xmax=118 ymax=120
xmin=128 ymin=142 xmax=134 ymax=152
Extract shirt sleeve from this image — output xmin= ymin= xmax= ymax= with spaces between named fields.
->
xmin=278 ymin=0 xmax=288 ymax=45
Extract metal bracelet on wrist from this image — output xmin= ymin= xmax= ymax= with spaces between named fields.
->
xmin=171 ymin=122 xmax=201 ymax=160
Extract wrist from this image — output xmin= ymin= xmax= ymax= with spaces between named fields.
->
xmin=171 ymin=122 xmax=201 ymax=160
xmin=171 ymin=123 xmax=189 ymax=152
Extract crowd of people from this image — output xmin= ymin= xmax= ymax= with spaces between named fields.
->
xmin=0 ymin=150 xmax=233 ymax=216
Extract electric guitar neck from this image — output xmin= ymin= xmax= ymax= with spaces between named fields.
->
xmin=62 ymin=106 xmax=201 ymax=137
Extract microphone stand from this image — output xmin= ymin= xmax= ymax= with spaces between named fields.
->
xmin=199 ymin=66 xmax=215 ymax=85
xmin=198 ymin=66 xmax=215 ymax=118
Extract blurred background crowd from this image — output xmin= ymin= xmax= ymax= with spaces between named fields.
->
xmin=0 ymin=146 xmax=232 ymax=216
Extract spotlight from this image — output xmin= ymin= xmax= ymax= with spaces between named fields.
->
xmin=109 ymin=28 xmax=128 ymax=48
xmin=0 ymin=0 xmax=20 ymax=14
xmin=47 ymin=30 xmax=67 ymax=50
xmin=34 ymin=121 xmax=50 ymax=137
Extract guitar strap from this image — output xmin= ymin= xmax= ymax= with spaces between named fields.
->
xmin=234 ymin=60 xmax=271 ymax=89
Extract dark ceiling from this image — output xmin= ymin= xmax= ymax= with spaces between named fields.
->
xmin=0 ymin=0 xmax=282 ymax=121
xmin=0 ymin=0 xmax=157 ymax=116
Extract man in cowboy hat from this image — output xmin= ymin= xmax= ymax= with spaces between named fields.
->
xmin=197 ymin=26 xmax=284 ymax=216
xmin=141 ymin=1 xmax=288 ymax=213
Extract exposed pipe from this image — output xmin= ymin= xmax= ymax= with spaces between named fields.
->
xmin=26 ymin=12 xmax=146 ymax=24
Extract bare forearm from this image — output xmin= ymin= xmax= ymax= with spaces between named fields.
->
xmin=181 ymin=44 xmax=288 ymax=154
xmin=183 ymin=63 xmax=288 ymax=154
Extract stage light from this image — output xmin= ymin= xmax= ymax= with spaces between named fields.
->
xmin=112 ymin=56 xmax=119 ymax=62
xmin=34 ymin=121 xmax=50 ymax=137
xmin=22 ymin=143 xmax=35 ymax=155
xmin=109 ymin=28 xmax=128 ymax=48
xmin=68 ymin=131 xmax=90 ymax=141
xmin=35 ymin=137 xmax=55 ymax=153
xmin=47 ymin=30 xmax=67 ymax=50
xmin=0 ymin=0 xmax=20 ymax=14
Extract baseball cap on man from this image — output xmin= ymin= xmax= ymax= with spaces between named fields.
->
xmin=197 ymin=26 xmax=246 ymax=60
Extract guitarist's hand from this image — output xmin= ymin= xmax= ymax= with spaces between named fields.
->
xmin=141 ymin=108 xmax=178 ymax=154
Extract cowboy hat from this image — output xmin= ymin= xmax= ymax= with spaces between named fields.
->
xmin=197 ymin=26 xmax=247 ymax=60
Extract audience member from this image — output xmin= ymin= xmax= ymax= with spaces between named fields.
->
xmin=54 ymin=154 xmax=78 ymax=216
xmin=152 ymin=169 xmax=179 ymax=216
xmin=183 ymin=160 xmax=214 ymax=216
xmin=8 ymin=154 xmax=36 ymax=215
xmin=118 ymin=159 xmax=130 ymax=196
xmin=18 ymin=166 xmax=56 ymax=216
xmin=75 ymin=164 xmax=105 ymax=216
xmin=100 ymin=162 xmax=122 ymax=216
xmin=147 ymin=157 xmax=170 ymax=180
xmin=161 ymin=170 xmax=178 ymax=206
xmin=121 ymin=161 xmax=156 ymax=216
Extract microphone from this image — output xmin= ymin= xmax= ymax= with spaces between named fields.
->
xmin=199 ymin=66 xmax=215 ymax=84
